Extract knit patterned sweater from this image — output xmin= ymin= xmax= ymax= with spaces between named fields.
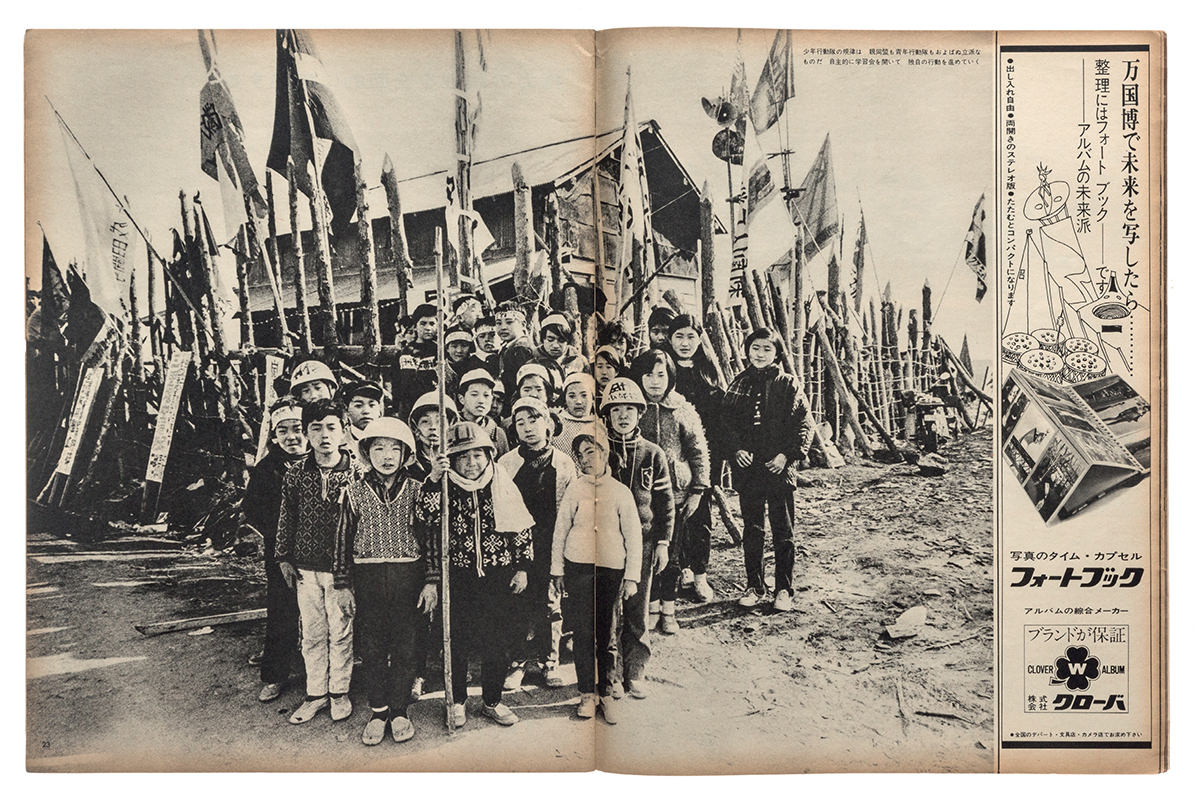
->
xmin=415 ymin=474 xmax=533 ymax=578
xmin=339 ymin=471 xmax=437 ymax=585
xmin=276 ymin=451 xmax=359 ymax=580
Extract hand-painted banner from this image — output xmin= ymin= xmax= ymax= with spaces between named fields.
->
xmin=145 ymin=352 xmax=192 ymax=484
xmin=54 ymin=366 xmax=105 ymax=477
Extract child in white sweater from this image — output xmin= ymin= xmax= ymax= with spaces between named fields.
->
xmin=551 ymin=430 xmax=641 ymax=724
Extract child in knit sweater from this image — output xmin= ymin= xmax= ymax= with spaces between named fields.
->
xmin=339 ymin=417 xmax=438 ymax=745
xmin=551 ymin=430 xmax=641 ymax=723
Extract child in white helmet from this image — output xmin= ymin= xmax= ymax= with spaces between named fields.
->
xmin=456 ymin=368 xmax=509 ymax=457
xmin=551 ymin=430 xmax=641 ymax=723
xmin=339 ymin=418 xmax=438 ymax=745
xmin=415 ymin=421 xmax=535 ymax=728
xmin=289 ymin=360 xmax=338 ymax=404
xmin=600 ymin=378 xmax=674 ymax=701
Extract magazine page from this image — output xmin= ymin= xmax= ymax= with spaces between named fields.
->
xmin=594 ymin=27 xmax=998 ymax=773
xmin=993 ymin=30 xmax=1165 ymax=774
xmin=25 ymin=28 xmax=599 ymax=772
xmin=591 ymin=28 xmax=1165 ymax=775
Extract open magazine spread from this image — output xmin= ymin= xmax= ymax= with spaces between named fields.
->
xmin=24 ymin=29 xmax=1165 ymax=774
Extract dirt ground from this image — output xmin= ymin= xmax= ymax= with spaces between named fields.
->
xmin=26 ymin=429 xmax=992 ymax=774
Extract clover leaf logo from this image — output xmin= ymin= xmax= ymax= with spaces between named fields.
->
xmin=1052 ymin=645 xmax=1100 ymax=691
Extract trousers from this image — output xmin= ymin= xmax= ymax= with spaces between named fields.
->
xmin=738 ymin=487 xmax=796 ymax=595
xmin=261 ymin=556 xmax=300 ymax=685
xmin=354 ymin=562 xmax=425 ymax=714
xmin=449 ymin=569 xmax=517 ymax=706
xmin=295 ymin=568 xmax=356 ymax=697
xmin=564 ymin=560 xmax=622 ymax=697
xmin=618 ymin=541 xmax=656 ymax=685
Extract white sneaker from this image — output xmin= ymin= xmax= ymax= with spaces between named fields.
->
xmin=694 ymin=575 xmax=714 ymax=603
xmin=599 ymin=695 xmax=620 ymax=724
xmin=449 ymin=702 xmax=467 ymax=728
xmin=482 ymin=702 xmax=519 ymax=726
xmin=503 ymin=664 xmax=526 ymax=691
xmin=737 ymin=588 xmax=765 ymax=607
xmin=390 ymin=715 xmax=415 ymax=742
xmin=289 ymin=696 xmax=328 ymax=724
xmin=773 ymin=589 xmax=794 ymax=612
xmin=577 ymin=693 xmax=596 ymax=719
xmin=330 ymin=694 xmax=353 ymax=721
xmin=681 ymin=569 xmax=695 ymax=587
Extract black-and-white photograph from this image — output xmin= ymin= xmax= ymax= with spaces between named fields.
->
xmin=26 ymin=26 xmax=999 ymax=774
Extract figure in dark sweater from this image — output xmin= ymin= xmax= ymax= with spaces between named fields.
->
xmin=601 ymin=378 xmax=674 ymax=700
xmin=721 ymin=328 xmax=812 ymax=613
xmin=243 ymin=398 xmax=308 ymax=703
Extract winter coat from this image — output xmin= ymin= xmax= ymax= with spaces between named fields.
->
xmin=639 ymin=391 xmax=710 ymax=504
xmin=721 ymin=365 xmax=812 ymax=493
xmin=607 ymin=427 xmax=675 ymax=549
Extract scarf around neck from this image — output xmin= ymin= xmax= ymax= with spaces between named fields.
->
xmin=447 ymin=460 xmax=535 ymax=534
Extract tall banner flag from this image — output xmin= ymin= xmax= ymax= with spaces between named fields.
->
xmin=964 ymin=193 xmax=988 ymax=302
xmin=199 ymin=30 xmax=266 ymax=222
xmin=58 ymin=119 xmax=133 ymax=324
xmin=40 ymin=236 xmax=70 ymax=343
xmin=960 ymin=334 xmax=975 ymax=378
xmin=851 ymin=211 xmax=867 ymax=312
xmin=749 ymin=30 xmax=794 ymax=136
xmin=617 ymin=70 xmax=656 ymax=299
xmin=266 ymin=29 xmax=359 ymax=235
xmin=792 ymin=134 xmax=840 ymax=263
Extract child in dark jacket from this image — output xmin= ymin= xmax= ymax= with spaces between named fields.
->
xmin=243 ymin=398 xmax=308 ymax=703
xmin=721 ymin=328 xmax=812 ymax=613
xmin=601 ymin=377 xmax=674 ymax=700
xmin=668 ymin=314 xmax=726 ymax=603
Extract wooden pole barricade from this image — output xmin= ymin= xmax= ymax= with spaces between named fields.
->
xmin=381 ymin=154 xmax=414 ymax=322
xmin=512 ymin=162 xmax=536 ymax=312
xmin=353 ymin=159 xmax=381 ymax=359
xmin=434 ymin=229 xmax=454 ymax=734
xmin=938 ymin=335 xmax=994 ymax=408
xmin=742 ymin=268 xmax=765 ymax=330
xmin=179 ymin=192 xmax=210 ymax=362
xmin=814 ymin=305 xmax=872 ymax=459
xmin=235 ymin=226 xmax=255 ymax=350
xmin=141 ymin=350 xmax=192 ymax=522
xmin=264 ymin=172 xmax=292 ymax=348
xmin=306 ymin=163 xmax=340 ymax=347
xmin=699 ymin=182 xmax=715 ymax=319
xmin=286 ymin=160 xmax=313 ymax=353
xmin=129 ymin=258 xmax=144 ymax=383
xmin=147 ymin=239 xmax=164 ymax=380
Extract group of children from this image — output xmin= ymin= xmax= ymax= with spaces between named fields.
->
xmin=244 ymin=297 xmax=812 ymax=742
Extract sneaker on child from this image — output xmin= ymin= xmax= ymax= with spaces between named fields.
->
xmin=773 ymin=589 xmax=794 ymax=612
xmin=737 ymin=588 xmax=765 ymax=607
xmin=482 ymin=702 xmax=519 ymax=726
xmin=577 ymin=693 xmax=596 ymax=719
xmin=289 ymin=696 xmax=328 ymax=724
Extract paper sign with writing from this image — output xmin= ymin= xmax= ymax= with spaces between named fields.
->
xmin=145 ymin=351 xmax=192 ymax=484
xmin=54 ymin=366 xmax=105 ymax=477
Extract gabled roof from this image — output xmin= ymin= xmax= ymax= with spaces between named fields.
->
xmin=364 ymin=120 xmax=725 ymax=234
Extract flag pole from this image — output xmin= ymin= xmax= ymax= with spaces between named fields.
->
xmin=434 ymin=227 xmax=454 ymax=734
xmin=47 ymin=97 xmax=208 ymax=330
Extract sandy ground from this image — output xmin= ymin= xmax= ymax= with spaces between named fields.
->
xmin=26 ymin=429 xmax=992 ymax=774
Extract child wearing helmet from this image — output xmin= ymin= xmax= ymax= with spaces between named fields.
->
xmin=721 ymin=328 xmax=811 ymax=613
xmin=343 ymin=379 xmax=385 ymax=473
xmin=407 ymin=391 xmax=458 ymax=481
xmin=551 ymin=430 xmax=641 ymax=723
xmin=338 ymin=418 xmax=438 ymax=745
xmin=456 ymin=369 xmax=510 ymax=457
xmin=497 ymin=397 xmax=577 ymax=691
xmin=629 ymin=349 xmax=710 ymax=635
xmin=415 ymin=421 xmax=535 ymax=728
xmin=600 ymin=377 xmax=674 ymax=700
xmin=289 ymin=360 xmax=338 ymax=404
xmin=553 ymin=372 xmax=598 ymax=473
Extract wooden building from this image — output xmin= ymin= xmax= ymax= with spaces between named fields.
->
xmin=248 ymin=120 xmax=724 ymax=345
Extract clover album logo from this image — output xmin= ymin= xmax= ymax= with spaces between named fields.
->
xmin=1051 ymin=645 xmax=1101 ymax=691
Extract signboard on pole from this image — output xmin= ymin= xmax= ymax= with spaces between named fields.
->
xmin=54 ymin=365 xmax=105 ymax=477
xmin=255 ymin=355 xmax=285 ymax=463
xmin=145 ymin=351 xmax=192 ymax=484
